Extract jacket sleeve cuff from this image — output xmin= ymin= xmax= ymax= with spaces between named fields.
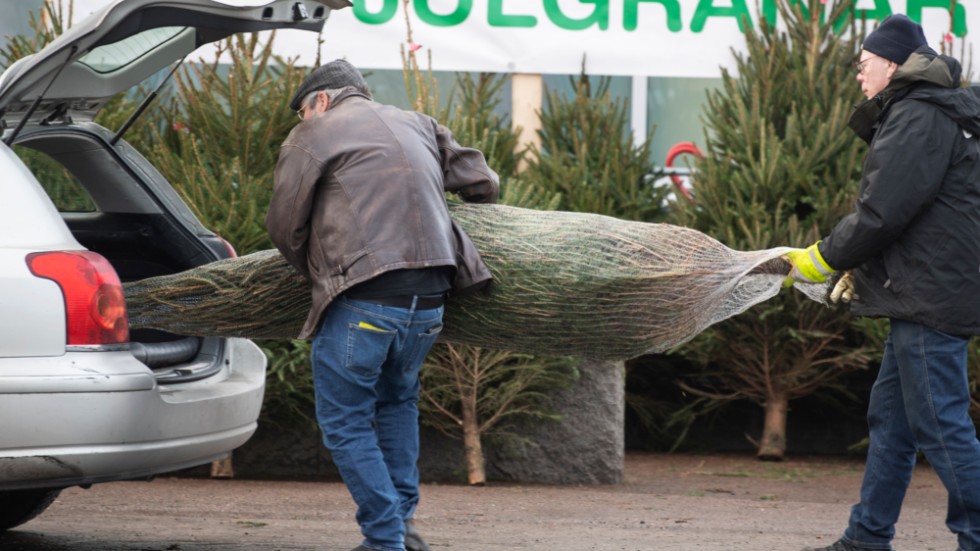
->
xmin=808 ymin=241 xmax=836 ymax=278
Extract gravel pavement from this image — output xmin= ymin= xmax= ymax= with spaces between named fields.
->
xmin=0 ymin=452 xmax=955 ymax=551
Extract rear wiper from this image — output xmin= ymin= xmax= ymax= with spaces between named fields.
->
xmin=3 ymin=44 xmax=77 ymax=146
xmin=111 ymin=56 xmax=185 ymax=146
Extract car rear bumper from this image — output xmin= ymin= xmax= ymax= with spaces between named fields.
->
xmin=0 ymin=338 xmax=266 ymax=490
xmin=0 ymin=425 xmax=256 ymax=490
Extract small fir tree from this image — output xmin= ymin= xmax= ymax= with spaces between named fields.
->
xmin=147 ymin=33 xmax=307 ymax=255
xmin=412 ymin=73 xmax=575 ymax=480
xmin=0 ymin=0 xmax=68 ymax=70
xmin=521 ymin=65 xmax=667 ymax=222
xmin=414 ymin=99 xmax=568 ymax=482
xmin=667 ymin=0 xmax=876 ymax=460
xmin=420 ymin=345 xmax=576 ymax=485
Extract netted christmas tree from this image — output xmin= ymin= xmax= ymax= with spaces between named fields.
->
xmin=397 ymin=11 xmax=577 ymax=485
xmin=667 ymin=0 xmax=877 ymax=460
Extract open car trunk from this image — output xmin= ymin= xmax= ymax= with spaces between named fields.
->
xmin=0 ymin=0 xmax=346 ymax=379
xmin=13 ymin=123 xmax=234 ymax=382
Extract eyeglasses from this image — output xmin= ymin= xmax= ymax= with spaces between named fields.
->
xmin=855 ymin=55 xmax=879 ymax=75
xmin=296 ymin=90 xmax=325 ymax=121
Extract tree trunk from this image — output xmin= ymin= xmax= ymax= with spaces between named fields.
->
xmin=210 ymin=455 xmax=234 ymax=478
xmin=461 ymin=395 xmax=486 ymax=486
xmin=757 ymin=392 xmax=788 ymax=461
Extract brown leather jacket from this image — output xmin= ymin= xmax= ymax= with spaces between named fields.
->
xmin=266 ymin=90 xmax=499 ymax=338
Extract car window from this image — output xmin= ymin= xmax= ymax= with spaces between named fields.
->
xmin=78 ymin=26 xmax=185 ymax=74
xmin=13 ymin=145 xmax=96 ymax=212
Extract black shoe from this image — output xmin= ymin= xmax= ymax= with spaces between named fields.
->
xmin=350 ymin=546 xmax=376 ymax=551
xmin=405 ymin=519 xmax=432 ymax=551
xmin=802 ymin=539 xmax=890 ymax=551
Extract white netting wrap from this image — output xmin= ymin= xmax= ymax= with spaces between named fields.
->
xmin=124 ymin=202 xmax=830 ymax=360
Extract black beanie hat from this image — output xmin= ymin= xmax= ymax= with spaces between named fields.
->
xmin=289 ymin=59 xmax=368 ymax=111
xmin=863 ymin=14 xmax=928 ymax=65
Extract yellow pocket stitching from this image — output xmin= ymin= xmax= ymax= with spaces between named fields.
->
xmin=358 ymin=321 xmax=386 ymax=332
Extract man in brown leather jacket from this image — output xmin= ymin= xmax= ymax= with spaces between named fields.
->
xmin=266 ymin=59 xmax=499 ymax=551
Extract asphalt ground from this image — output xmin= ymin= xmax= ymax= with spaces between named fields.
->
xmin=0 ymin=452 xmax=955 ymax=551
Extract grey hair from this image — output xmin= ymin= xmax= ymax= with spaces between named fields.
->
xmin=302 ymin=85 xmax=372 ymax=110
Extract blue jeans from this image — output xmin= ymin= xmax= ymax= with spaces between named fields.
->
xmin=843 ymin=319 xmax=980 ymax=551
xmin=312 ymin=296 xmax=443 ymax=551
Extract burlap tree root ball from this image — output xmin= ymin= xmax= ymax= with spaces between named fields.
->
xmin=125 ymin=202 xmax=821 ymax=360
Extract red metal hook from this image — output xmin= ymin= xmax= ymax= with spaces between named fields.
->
xmin=664 ymin=142 xmax=702 ymax=202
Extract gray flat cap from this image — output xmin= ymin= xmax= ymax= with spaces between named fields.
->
xmin=289 ymin=59 xmax=368 ymax=111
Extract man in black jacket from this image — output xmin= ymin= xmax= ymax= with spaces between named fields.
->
xmin=784 ymin=14 xmax=980 ymax=551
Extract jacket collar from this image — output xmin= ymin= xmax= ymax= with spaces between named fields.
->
xmin=328 ymin=88 xmax=372 ymax=110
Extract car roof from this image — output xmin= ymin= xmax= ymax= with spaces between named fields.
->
xmin=0 ymin=0 xmax=348 ymax=128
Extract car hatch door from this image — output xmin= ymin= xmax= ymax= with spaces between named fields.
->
xmin=0 ymin=0 xmax=349 ymax=129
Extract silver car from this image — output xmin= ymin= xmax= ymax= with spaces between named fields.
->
xmin=0 ymin=0 xmax=346 ymax=531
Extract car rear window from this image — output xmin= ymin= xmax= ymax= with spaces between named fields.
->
xmin=78 ymin=27 xmax=185 ymax=74
xmin=13 ymin=145 xmax=96 ymax=212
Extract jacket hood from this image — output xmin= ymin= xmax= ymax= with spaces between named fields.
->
xmin=893 ymin=47 xmax=980 ymax=135
xmin=890 ymin=46 xmax=959 ymax=89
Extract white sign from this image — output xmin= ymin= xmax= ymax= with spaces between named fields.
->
xmin=70 ymin=0 xmax=976 ymax=77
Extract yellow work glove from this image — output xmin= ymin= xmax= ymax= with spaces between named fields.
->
xmin=830 ymin=272 xmax=857 ymax=303
xmin=783 ymin=242 xmax=836 ymax=286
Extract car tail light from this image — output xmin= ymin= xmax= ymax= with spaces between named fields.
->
xmin=26 ymin=251 xmax=130 ymax=346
